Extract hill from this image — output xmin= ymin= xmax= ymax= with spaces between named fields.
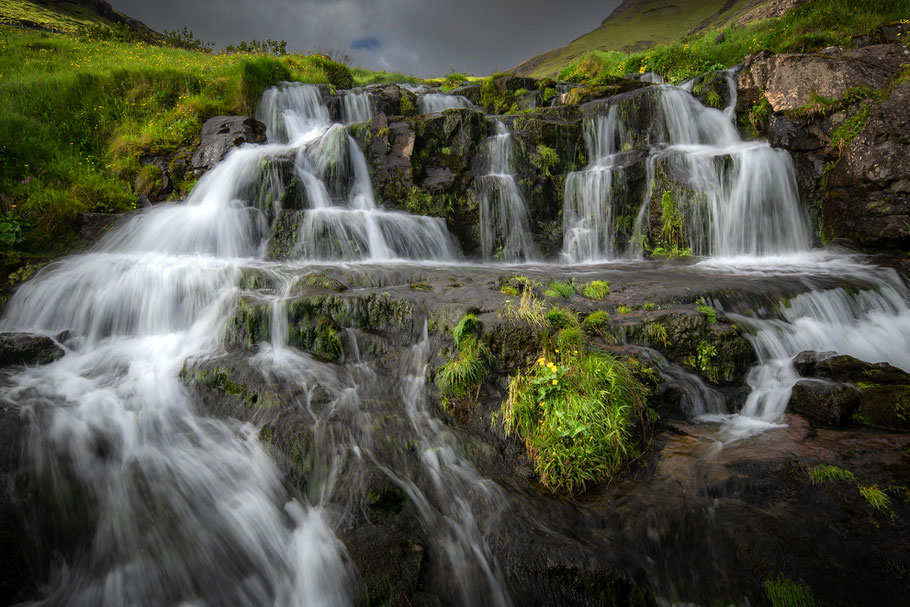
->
xmin=0 ymin=0 xmax=158 ymax=37
xmin=511 ymin=0 xmax=807 ymax=77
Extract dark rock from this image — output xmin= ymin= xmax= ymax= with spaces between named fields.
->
xmin=788 ymin=379 xmax=860 ymax=425
xmin=855 ymin=385 xmax=910 ymax=431
xmin=559 ymin=80 xmax=648 ymax=106
xmin=823 ymin=82 xmax=910 ymax=250
xmin=0 ymin=402 xmax=31 ymax=603
xmin=792 ymin=350 xmax=837 ymax=377
xmin=690 ymin=71 xmax=732 ymax=110
xmin=812 ymin=354 xmax=910 ymax=386
xmin=766 ymin=114 xmax=824 ymax=150
xmin=191 ymin=116 xmax=266 ymax=171
xmin=0 ymin=333 xmax=63 ymax=367
xmin=449 ymin=83 xmax=482 ymax=105
xmin=76 ymin=212 xmax=124 ymax=241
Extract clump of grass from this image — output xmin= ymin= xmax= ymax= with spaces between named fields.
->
xmin=582 ymin=311 xmax=611 ymax=340
xmin=501 ymin=347 xmax=649 ymax=494
xmin=545 ymin=305 xmax=578 ymax=330
xmin=810 ymin=464 xmax=855 ymax=484
xmin=763 ymin=577 xmax=817 ymax=607
xmin=502 ymin=282 xmax=548 ymax=327
xmin=436 ymin=313 xmax=489 ymax=400
xmin=858 ymin=484 xmax=898 ymax=521
xmin=544 ymin=280 xmax=574 ymax=299
xmin=830 ymin=104 xmax=874 ymax=155
xmin=581 ymin=280 xmax=611 ymax=300
xmin=616 ymin=305 xmax=633 ymax=315
xmin=645 ymin=321 xmax=668 ymax=347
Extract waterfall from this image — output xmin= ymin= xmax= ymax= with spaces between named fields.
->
xmin=562 ymin=73 xmax=811 ymax=262
xmin=342 ymin=89 xmax=373 ymax=124
xmin=478 ymin=122 xmax=537 ymax=262
xmin=419 ymin=93 xmax=475 ymax=114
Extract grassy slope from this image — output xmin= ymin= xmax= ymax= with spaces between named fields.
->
xmin=0 ymin=8 xmax=416 ymax=263
xmin=512 ymin=0 xmax=762 ymax=78
xmin=552 ymin=0 xmax=909 ymax=84
xmin=1 ymin=0 xmax=118 ymax=31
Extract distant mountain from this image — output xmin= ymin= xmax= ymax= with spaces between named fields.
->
xmin=0 ymin=0 xmax=160 ymax=38
xmin=511 ymin=0 xmax=807 ymax=78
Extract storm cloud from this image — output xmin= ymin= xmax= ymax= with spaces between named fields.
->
xmin=110 ymin=0 xmax=622 ymax=76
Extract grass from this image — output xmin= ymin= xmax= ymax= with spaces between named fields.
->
xmin=550 ymin=0 xmax=910 ymax=84
xmin=810 ymin=464 xmax=855 ymax=484
xmin=858 ymin=484 xmax=899 ymax=521
xmin=582 ymin=311 xmax=611 ymax=340
xmin=435 ymin=314 xmax=489 ymax=401
xmin=581 ymin=280 xmax=611 ymax=300
xmin=544 ymin=280 xmax=574 ymax=299
xmin=763 ymin=577 xmax=817 ymax=607
xmin=501 ymin=344 xmax=649 ymax=494
xmin=0 ymin=23 xmax=416 ymax=258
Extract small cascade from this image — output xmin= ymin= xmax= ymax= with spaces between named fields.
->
xmin=478 ymin=122 xmax=537 ymax=262
xmin=257 ymin=82 xmax=331 ymax=144
xmin=419 ymin=93 xmax=475 ymax=114
xmin=561 ymin=107 xmax=632 ymax=262
xmin=342 ymin=89 xmax=373 ymax=124
xmin=720 ymin=273 xmax=910 ymax=440
xmin=562 ymin=72 xmax=811 ymax=262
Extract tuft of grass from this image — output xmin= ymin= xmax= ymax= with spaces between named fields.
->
xmin=830 ymin=104 xmax=874 ymax=155
xmin=810 ymin=464 xmax=856 ymax=484
xmin=582 ymin=311 xmax=611 ymax=340
xmin=545 ymin=305 xmax=579 ymax=330
xmin=452 ymin=313 xmax=482 ymax=349
xmin=544 ymin=280 xmax=574 ymax=299
xmin=645 ymin=321 xmax=669 ymax=347
xmin=501 ymin=347 xmax=649 ymax=494
xmin=436 ymin=314 xmax=490 ymax=400
xmin=763 ymin=577 xmax=817 ymax=607
xmin=616 ymin=305 xmax=633 ymax=315
xmin=696 ymin=300 xmax=717 ymax=324
xmin=858 ymin=484 xmax=898 ymax=521
xmin=581 ymin=280 xmax=611 ymax=300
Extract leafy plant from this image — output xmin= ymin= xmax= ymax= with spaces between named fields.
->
xmin=582 ymin=311 xmax=611 ymax=339
xmin=697 ymin=303 xmax=717 ymax=324
xmin=616 ymin=305 xmax=632 ymax=314
xmin=0 ymin=210 xmax=30 ymax=249
xmin=810 ymin=465 xmax=855 ymax=484
xmin=501 ymin=348 xmax=649 ymax=494
xmin=858 ymin=484 xmax=898 ymax=522
xmin=645 ymin=322 xmax=669 ymax=347
xmin=436 ymin=314 xmax=489 ymax=401
xmin=544 ymin=280 xmax=574 ymax=299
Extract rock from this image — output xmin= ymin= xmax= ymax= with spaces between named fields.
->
xmin=76 ymin=212 xmax=124 ymax=241
xmin=191 ymin=116 xmax=266 ymax=171
xmin=855 ymin=385 xmax=910 ymax=431
xmin=689 ymin=71 xmax=732 ymax=110
xmin=0 ymin=332 xmax=64 ymax=367
xmin=788 ymin=379 xmax=860 ymax=425
xmin=559 ymin=80 xmax=647 ymax=106
xmin=738 ymin=44 xmax=908 ymax=112
xmin=823 ymin=82 xmax=910 ymax=250
xmin=812 ymin=354 xmax=910 ymax=386
xmin=792 ymin=350 xmax=837 ymax=377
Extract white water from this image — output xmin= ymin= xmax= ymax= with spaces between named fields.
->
xmin=342 ymin=89 xmax=373 ymax=124
xmin=561 ymin=71 xmax=811 ymax=262
xmin=478 ymin=122 xmax=537 ymax=262
xmin=419 ymin=93 xmax=475 ymax=114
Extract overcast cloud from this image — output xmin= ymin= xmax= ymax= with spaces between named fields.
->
xmin=110 ymin=0 xmax=623 ymax=76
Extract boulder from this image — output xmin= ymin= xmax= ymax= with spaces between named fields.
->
xmin=738 ymin=44 xmax=908 ymax=112
xmin=76 ymin=212 xmax=124 ymax=241
xmin=788 ymin=379 xmax=860 ymax=426
xmin=855 ymin=385 xmax=910 ymax=431
xmin=823 ymin=82 xmax=910 ymax=250
xmin=812 ymin=354 xmax=910 ymax=386
xmin=191 ymin=116 xmax=267 ymax=171
xmin=0 ymin=332 xmax=64 ymax=367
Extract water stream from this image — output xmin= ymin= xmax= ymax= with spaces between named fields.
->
xmin=2 ymin=78 xmax=908 ymax=605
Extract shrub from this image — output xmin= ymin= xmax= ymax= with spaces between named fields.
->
xmin=502 ymin=348 xmax=649 ymax=494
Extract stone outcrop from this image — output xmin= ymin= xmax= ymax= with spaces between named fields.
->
xmin=0 ymin=332 xmax=64 ymax=367
xmin=191 ymin=115 xmax=267 ymax=172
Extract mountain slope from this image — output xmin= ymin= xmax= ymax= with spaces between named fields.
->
xmin=512 ymin=0 xmax=803 ymax=77
xmin=0 ymin=0 xmax=158 ymax=37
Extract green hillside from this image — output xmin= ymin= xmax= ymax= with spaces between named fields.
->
xmin=0 ymin=0 xmax=153 ymax=35
xmin=513 ymin=0 xmax=782 ymax=77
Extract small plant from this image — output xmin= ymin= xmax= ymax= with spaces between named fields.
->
xmin=545 ymin=306 xmax=578 ymax=330
xmin=536 ymin=144 xmax=559 ymax=178
xmin=0 ymin=210 xmax=30 ymax=249
xmin=581 ymin=280 xmax=611 ymax=300
xmin=582 ymin=311 xmax=611 ymax=339
xmin=704 ymin=90 xmax=722 ymax=109
xmin=452 ymin=313 xmax=482 ymax=349
xmin=645 ymin=322 xmax=669 ymax=347
xmin=616 ymin=305 xmax=633 ymax=315
xmin=763 ymin=577 xmax=817 ymax=607
xmin=696 ymin=301 xmax=717 ymax=324
xmin=435 ymin=314 xmax=489 ymax=401
xmin=544 ymin=281 xmax=574 ymax=299
xmin=696 ymin=340 xmax=719 ymax=381
xmin=830 ymin=104 xmax=873 ymax=155
xmin=643 ymin=302 xmax=655 ymax=311
xmin=501 ymin=348 xmax=649 ymax=494
xmin=858 ymin=484 xmax=898 ymax=522
xmin=502 ymin=286 xmax=547 ymax=327
xmin=810 ymin=465 xmax=855 ymax=484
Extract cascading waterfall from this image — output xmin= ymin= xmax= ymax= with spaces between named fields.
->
xmin=478 ymin=122 xmax=537 ymax=262
xmin=341 ymin=89 xmax=374 ymax=124
xmin=561 ymin=71 xmax=811 ymax=262
xmin=418 ymin=93 xmax=475 ymax=114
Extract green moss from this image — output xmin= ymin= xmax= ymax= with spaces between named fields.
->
xmin=581 ymin=280 xmax=610 ymax=300
xmin=294 ymin=272 xmax=348 ymax=293
xmin=659 ymin=190 xmax=684 ymax=250
xmin=435 ymin=314 xmax=490 ymax=402
xmin=536 ymin=144 xmax=559 ymax=178
xmin=399 ymin=94 xmax=417 ymax=117
xmin=696 ymin=303 xmax=717 ymax=324
xmin=763 ymin=577 xmax=817 ymax=607
xmin=830 ymin=104 xmax=874 ymax=155
xmin=133 ymin=163 xmax=163 ymax=196
xmin=501 ymin=347 xmax=650 ymax=494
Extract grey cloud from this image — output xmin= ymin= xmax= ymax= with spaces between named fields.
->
xmin=110 ymin=0 xmax=622 ymax=76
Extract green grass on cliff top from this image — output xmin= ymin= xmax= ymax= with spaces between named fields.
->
xmin=555 ymin=0 xmax=910 ymax=85
xmin=0 ymin=23 xmax=416 ymax=257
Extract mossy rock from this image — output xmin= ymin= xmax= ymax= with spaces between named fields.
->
xmin=854 ymin=385 xmax=910 ymax=431
xmin=562 ymin=80 xmax=647 ymax=106
xmin=291 ymin=272 xmax=348 ymax=294
xmin=690 ymin=71 xmax=732 ymax=110
xmin=238 ymin=268 xmax=278 ymax=291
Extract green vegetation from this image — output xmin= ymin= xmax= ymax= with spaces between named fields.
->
xmin=0 ymin=22 xmax=415 ymax=258
xmin=810 ymin=464 xmax=855 ymax=484
xmin=658 ymin=190 xmax=684 ymax=253
xmin=858 ymin=484 xmax=898 ymax=521
xmin=549 ymin=0 xmax=909 ymax=84
xmin=536 ymin=144 xmax=559 ymax=178
xmin=645 ymin=321 xmax=669 ymax=347
xmin=616 ymin=305 xmax=633 ymax=315
xmin=435 ymin=314 xmax=490 ymax=401
xmin=544 ymin=280 xmax=574 ymax=299
xmin=763 ymin=577 xmax=817 ymax=607
xmin=830 ymin=104 xmax=874 ymax=154
xmin=501 ymin=344 xmax=649 ymax=494
xmin=581 ymin=280 xmax=611 ymax=300
xmin=697 ymin=303 xmax=717 ymax=324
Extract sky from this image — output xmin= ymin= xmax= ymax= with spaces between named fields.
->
xmin=111 ymin=0 xmax=624 ymax=77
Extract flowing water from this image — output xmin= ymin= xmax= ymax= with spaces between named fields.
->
xmin=2 ymin=77 xmax=909 ymax=605
xmin=418 ymin=93 xmax=475 ymax=114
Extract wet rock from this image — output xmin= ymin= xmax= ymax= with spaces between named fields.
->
xmin=738 ymin=44 xmax=908 ymax=112
xmin=812 ymin=354 xmax=910 ymax=386
xmin=690 ymin=71 xmax=733 ymax=110
xmin=791 ymin=350 xmax=837 ymax=377
xmin=559 ymin=79 xmax=647 ymax=106
xmin=823 ymin=82 xmax=910 ymax=251
xmin=191 ymin=116 xmax=266 ymax=172
xmin=0 ymin=332 xmax=63 ymax=367
xmin=788 ymin=379 xmax=860 ymax=426
xmin=855 ymin=385 xmax=910 ymax=431
xmin=76 ymin=212 xmax=124 ymax=242
xmin=0 ymin=402 xmax=31 ymax=604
